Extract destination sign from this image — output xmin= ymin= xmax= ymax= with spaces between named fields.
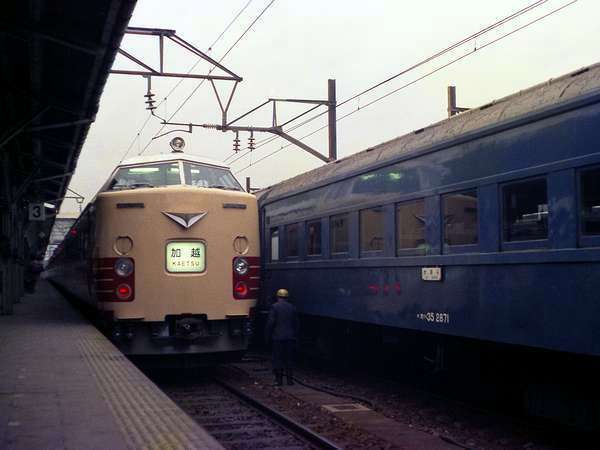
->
xmin=166 ymin=241 xmax=206 ymax=273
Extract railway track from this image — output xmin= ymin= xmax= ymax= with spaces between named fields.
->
xmin=162 ymin=377 xmax=341 ymax=450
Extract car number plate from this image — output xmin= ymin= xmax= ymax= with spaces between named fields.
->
xmin=421 ymin=266 xmax=442 ymax=281
xmin=166 ymin=242 xmax=206 ymax=273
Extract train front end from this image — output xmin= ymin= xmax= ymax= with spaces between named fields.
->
xmin=93 ymin=153 xmax=259 ymax=358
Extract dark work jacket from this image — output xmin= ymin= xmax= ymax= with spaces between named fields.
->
xmin=265 ymin=299 xmax=299 ymax=342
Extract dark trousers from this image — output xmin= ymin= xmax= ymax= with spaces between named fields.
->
xmin=272 ymin=339 xmax=295 ymax=370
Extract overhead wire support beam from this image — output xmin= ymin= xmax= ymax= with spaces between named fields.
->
xmin=122 ymin=27 xmax=176 ymax=36
xmin=157 ymin=79 xmax=339 ymax=163
xmin=275 ymin=129 xmax=332 ymax=163
xmin=226 ymin=100 xmax=271 ymax=127
xmin=112 ymin=24 xmax=337 ymax=163
xmin=109 ymin=70 xmax=241 ymax=82
xmin=110 ymin=27 xmax=242 ymax=82
xmin=328 ymin=78 xmax=337 ymax=161
xmin=167 ymin=33 xmax=241 ymax=81
xmin=117 ymin=48 xmax=159 ymax=74
xmin=217 ymin=125 xmax=281 ymax=134
xmin=205 ymin=123 xmax=332 ymax=164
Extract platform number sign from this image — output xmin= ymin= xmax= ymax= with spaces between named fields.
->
xmin=28 ymin=203 xmax=45 ymax=221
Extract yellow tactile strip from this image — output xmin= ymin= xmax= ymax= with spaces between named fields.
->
xmin=78 ymin=337 xmax=223 ymax=450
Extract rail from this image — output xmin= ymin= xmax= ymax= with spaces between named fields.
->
xmin=213 ymin=377 xmax=342 ymax=450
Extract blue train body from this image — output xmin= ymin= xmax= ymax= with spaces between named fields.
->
xmin=258 ymin=63 xmax=600 ymax=358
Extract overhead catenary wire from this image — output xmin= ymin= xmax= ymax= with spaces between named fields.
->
xmin=225 ymin=0 xmax=559 ymax=167
xmin=335 ymin=0 xmax=550 ymax=109
xmin=117 ymin=0 xmax=254 ymax=164
xmin=233 ymin=0 xmax=578 ymax=175
xmin=224 ymin=0 xmax=552 ymax=165
xmin=137 ymin=0 xmax=277 ymax=156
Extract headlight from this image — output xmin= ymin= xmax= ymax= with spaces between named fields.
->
xmin=114 ymin=258 xmax=134 ymax=277
xmin=233 ymin=257 xmax=249 ymax=275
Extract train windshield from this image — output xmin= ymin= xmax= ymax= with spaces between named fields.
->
xmin=182 ymin=162 xmax=242 ymax=191
xmin=107 ymin=162 xmax=182 ymax=190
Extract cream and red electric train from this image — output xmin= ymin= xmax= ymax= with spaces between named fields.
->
xmin=46 ymin=143 xmax=259 ymax=359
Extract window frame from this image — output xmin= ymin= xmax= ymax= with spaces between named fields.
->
xmin=104 ymin=161 xmax=184 ymax=191
xmin=269 ymin=227 xmax=280 ymax=262
xmin=395 ymin=198 xmax=427 ymax=256
xmin=330 ymin=213 xmax=351 ymax=258
xmin=182 ymin=161 xmax=243 ymax=190
xmin=305 ymin=219 xmax=323 ymax=258
xmin=359 ymin=205 xmax=385 ymax=258
xmin=442 ymin=188 xmax=480 ymax=254
xmin=283 ymin=222 xmax=300 ymax=259
xmin=500 ymin=176 xmax=550 ymax=251
xmin=578 ymin=165 xmax=600 ymax=248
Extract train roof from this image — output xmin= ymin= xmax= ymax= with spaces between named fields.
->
xmin=260 ymin=62 xmax=600 ymax=204
xmin=120 ymin=152 xmax=230 ymax=170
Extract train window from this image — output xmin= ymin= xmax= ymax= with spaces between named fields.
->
xmin=581 ymin=168 xmax=600 ymax=235
xmin=306 ymin=220 xmax=322 ymax=255
xmin=360 ymin=207 xmax=384 ymax=253
xmin=330 ymin=213 xmax=349 ymax=254
xmin=284 ymin=223 xmax=299 ymax=258
xmin=183 ymin=162 xmax=242 ymax=191
xmin=443 ymin=190 xmax=478 ymax=246
xmin=396 ymin=199 xmax=426 ymax=251
xmin=270 ymin=228 xmax=279 ymax=261
xmin=502 ymin=178 xmax=548 ymax=242
xmin=108 ymin=163 xmax=182 ymax=190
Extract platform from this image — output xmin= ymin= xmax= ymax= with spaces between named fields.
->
xmin=0 ymin=280 xmax=222 ymax=450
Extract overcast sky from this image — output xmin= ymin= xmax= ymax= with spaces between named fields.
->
xmin=60 ymin=0 xmax=598 ymax=214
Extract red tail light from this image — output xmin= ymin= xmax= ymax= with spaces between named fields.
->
xmin=234 ymin=282 xmax=248 ymax=297
xmin=93 ymin=257 xmax=135 ymax=302
xmin=232 ymin=256 xmax=259 ymax=300
xmin=116 ymin=284 xmax=132 ymax=300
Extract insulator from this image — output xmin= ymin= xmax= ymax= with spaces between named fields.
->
xmin=248 ymin=131 xmax=255 ymax=151
xmin=144 ymin=88 xmax=156 ymax=111
xmin=233 ymin=132 xmax=240 ymax=152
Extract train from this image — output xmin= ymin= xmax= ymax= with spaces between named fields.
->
xmin=45 ymin=141 xmax=260 ymax=361
xmin=257 ymin=62 xmax=600 ymax=426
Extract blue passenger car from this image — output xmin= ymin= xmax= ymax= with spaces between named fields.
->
xmin=258 ymin=63 xmax=600 ymax=359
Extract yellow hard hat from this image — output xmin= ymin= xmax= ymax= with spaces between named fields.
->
xmin=276 ymin=288 xmax=289 ymax=298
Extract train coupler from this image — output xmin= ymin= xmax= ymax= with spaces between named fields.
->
xmin=174 ymin=317 xmax=208 ymax=340
xmin=227 ymin=315 xmax=253 ymax=337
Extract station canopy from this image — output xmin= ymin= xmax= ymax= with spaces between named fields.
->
xmin=1 ymin=0 xmax=136 ymax=237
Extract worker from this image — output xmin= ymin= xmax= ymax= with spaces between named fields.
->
xmin=265 ymin=288 xmax=299 ymax=386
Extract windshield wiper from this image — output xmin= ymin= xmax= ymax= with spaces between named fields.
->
xmin=129 ymin=182 xmax=155 ymax=189
xmin=208 ymin=185 xmax=242 ymax=191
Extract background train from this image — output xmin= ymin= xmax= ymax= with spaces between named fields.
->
xmin=46 ymin=146 xmax=260 ymax=360
xmin=257 ymin=62 xmax=600 ymax=427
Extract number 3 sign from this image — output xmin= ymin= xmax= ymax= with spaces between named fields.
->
xmin=28 ymin=203 xmax=46 ymax=221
